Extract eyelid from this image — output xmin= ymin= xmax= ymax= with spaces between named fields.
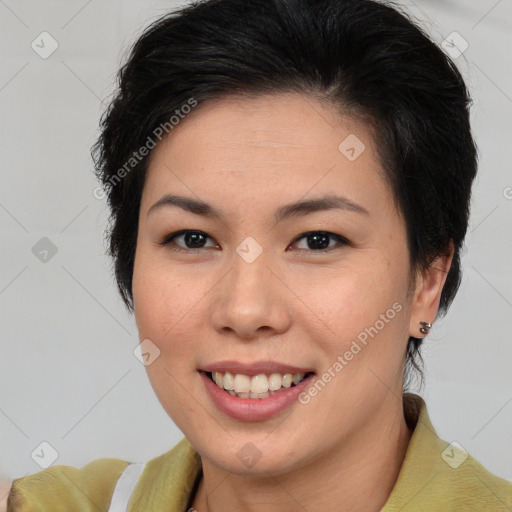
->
xmin=158 ymin=229 xmax=350 ymax=253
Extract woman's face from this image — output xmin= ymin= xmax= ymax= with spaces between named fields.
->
xmin=132 ymin=93 xmax=424 ymax=474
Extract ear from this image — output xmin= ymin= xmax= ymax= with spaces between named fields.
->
xmin=408 ymin=240 xmax=454 ymax=338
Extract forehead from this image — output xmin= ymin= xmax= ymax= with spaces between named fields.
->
xmin=142 ymin=93 xmax=393 ymax=220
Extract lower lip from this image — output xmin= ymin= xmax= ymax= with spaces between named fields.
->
xmin=199 ymin=371 xmax=315 ymax=422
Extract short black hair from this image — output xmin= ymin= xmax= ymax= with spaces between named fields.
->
xmin=92 ymin=0 xmax=478 ymax=389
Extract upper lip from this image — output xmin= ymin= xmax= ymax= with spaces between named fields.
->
xmin=200 ymin=360 xmax=315 ymax=376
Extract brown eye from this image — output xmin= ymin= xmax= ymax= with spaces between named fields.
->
xmin=159 ymin=230 xmax=218 ymax=252
xmin=289 ymin=231 xmax=349 ymax=253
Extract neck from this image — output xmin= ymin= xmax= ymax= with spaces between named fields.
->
xmin=191 ymin=395 xmax=413 ymax=512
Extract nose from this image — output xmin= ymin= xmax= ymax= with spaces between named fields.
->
xmin=210 ymin=249 xmax=291 ymax=340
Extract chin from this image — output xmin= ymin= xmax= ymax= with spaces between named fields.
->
xmin=193 ymin=432 xmax=314 ymax=477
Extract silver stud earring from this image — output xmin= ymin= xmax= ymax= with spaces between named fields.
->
xmin=419 ymin=321 xmax=432 ymax=335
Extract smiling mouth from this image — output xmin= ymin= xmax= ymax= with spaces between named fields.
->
xmin=204 ymin=370 xmax=315 ymax=399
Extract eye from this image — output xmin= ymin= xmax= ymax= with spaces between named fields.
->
xmin=158 ymin=230 xmax=218 ymax=253
xmin=288 ymin=231 xmax=349 ymax=253
xmin=158 ymin=229 xmax=349 ymax=254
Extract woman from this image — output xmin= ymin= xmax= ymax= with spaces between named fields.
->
xmin=5 ymin=0 xmax=512 ymax=510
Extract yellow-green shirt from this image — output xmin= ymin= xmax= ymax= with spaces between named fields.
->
xmin=7 ymin=393 xmax=512 ymax=511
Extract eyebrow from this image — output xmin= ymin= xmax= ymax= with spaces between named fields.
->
xmin=147 ymin=193 xmax=369 ymax=222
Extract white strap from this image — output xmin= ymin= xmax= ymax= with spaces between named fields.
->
xmin=107 ymin=462 xmax=146 ymax=512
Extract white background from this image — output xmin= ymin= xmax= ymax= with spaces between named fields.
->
xmin=0 ymin=0 xmax=511 ymax=484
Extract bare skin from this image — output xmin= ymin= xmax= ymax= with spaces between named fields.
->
xmin=132 ymin=92 xmax=453 ymax=512
xmin=0 ymin=479 xmax=11 ymax=512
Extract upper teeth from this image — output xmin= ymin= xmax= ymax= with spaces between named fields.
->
xmin=212 ymin=372 xmax=306 ymax=393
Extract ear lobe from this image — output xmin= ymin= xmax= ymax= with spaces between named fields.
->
xmin=409 ymin=240 xmax=454 ymax=337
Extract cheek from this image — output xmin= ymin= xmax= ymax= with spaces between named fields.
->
xmin=133 ymin=252 xmax=206 ymax=359
xmin=133 ymin=249 xmax=177 ymax=341
xmin=301 ymin=257 xmax=409 ymax=366
xmin=133 ymin=258 xmax=201 ymax=418
xmin=299 ymin=258 xmax=404 ymax=324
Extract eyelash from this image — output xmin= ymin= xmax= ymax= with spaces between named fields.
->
xmin=157 ymin=229 xmax=350 ymax=254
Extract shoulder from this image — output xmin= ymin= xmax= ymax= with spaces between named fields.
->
xmin=438 ymin=448 xmax=512 ymax=508
xmin=414 ymin=446 xmax=512 ymax=510
xmin=6 ymin=457 xmax=130 ymax=512
xmin=4 ymin=438 xmax=202 ymax=512
xmin=391 ymin=394 xmax=512 ymax=511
